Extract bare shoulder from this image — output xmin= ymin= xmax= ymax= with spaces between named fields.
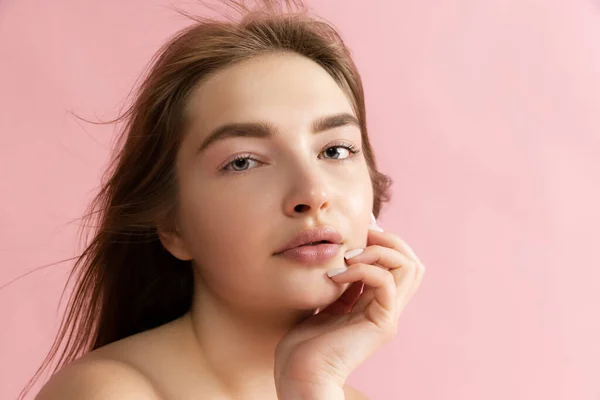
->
xmin=35 ymin=356 xmax=162 ymax=400
xmin=343 ymin=384 xmax=371 ymax=400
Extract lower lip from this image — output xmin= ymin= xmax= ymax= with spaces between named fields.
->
xmin=276 ymin=243 xmax=342 ymax=263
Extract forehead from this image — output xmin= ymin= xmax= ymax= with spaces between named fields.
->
xmin=184 ymin=52 xmax=356 ymax=138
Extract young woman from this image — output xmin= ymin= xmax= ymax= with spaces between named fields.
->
xmin=23 ymin=1 xmax=425 ymax=399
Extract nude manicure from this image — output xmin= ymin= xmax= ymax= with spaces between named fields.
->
xmin=327 ymin=267 xmax=348 ymax=277
xmin=344 ymin=248 xmax=364 ymax=259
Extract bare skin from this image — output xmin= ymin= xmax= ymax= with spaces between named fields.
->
xmin=36 ymin=53 xmax=425 ymax=399
xmin=35 ymin=312 xmax=368 ymax=399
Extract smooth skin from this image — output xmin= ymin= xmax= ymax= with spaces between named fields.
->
xmin=36 ymin=52 xmax=425 ymax=399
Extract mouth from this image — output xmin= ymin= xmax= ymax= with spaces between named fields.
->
xmin=298 ymin=240 xmax=331 ymax=247
xmin=274 ymin=225 xmax=344 ymax=255
xmin=275 ymin=241 xmax=342 ymax=263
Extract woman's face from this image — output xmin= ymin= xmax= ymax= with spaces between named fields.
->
xmin=161 ymin=52 xmax=374 ymax=312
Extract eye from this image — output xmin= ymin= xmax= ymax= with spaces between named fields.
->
xmin=320 ymin=143 xmax=360 ymax=160
xmin=221 ymin=154 xmax=262 ymax=173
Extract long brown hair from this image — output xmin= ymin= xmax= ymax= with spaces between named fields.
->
xmin=18 ymin=1 xmax=392 ymax=398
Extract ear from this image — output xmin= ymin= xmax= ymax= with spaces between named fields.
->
xmin=157 ymin=226 xmax=193 ymax=261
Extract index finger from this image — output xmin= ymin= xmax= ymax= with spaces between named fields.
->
xmin=367 ymin=228 xmax=422 ymax=265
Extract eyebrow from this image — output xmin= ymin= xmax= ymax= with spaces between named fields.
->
xmin=196 ymin=112 xmax=360 ymax=155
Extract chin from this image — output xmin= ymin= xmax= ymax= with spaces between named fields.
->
xmin=281 ymin=276 xmax=349 ymax=311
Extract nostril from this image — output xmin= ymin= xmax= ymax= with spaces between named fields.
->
xmin=293 ymin=204 xmax=310 ymax=213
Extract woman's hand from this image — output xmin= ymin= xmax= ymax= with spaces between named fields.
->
xmin=274 ymin=220 xmax=426 ymax=399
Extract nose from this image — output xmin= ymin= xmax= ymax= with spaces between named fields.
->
xmin=283 ymin=167 xmax=331 ymax=218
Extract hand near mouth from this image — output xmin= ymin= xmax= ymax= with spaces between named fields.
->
xmin=274 ymin=224 xmax=426 ymax=399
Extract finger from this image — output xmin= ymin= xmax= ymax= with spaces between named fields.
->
xmin=405 ymin=260 xmax=426 ymax=303
xmin=335 ymin=281 xmax=364 ymax=306
xmin=345 ymin=245 xmax=419 ymax=291
xmin=366 ymin=231 xmax=426 ymax=290
xmin=394 ymin=262 xmax=417 ymax=313
xmin=345 ymin=252 xmax=421 ymax=318
xmin=345 ymin=245 xmax=414 ymax=274
xmin=328 ymin=263 xmax=396 ymax=314
xmin=366 ymin=229 xmax=422 ymax=265
xmin=318 ymin=281 xmax=364 ymax=316
xmin=353 ymin=258 xmax=417 ymax=314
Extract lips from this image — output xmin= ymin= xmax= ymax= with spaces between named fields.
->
xmin=275 ymin=242 xmax=342 ymax=263
xmin=274 ymin=226 xmax=343 ymax=254
xmin=299 ymin=240 xmax=329 ymax=246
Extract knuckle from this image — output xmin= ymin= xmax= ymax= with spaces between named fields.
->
xmin=386 ymin=273 xmax=398 ymax=294
xmin=371 ymin=245 xmax=386 ymax=252
xmin=388 ymin=234 xmax=404 ymax=251
xmin=357 ymin=262 xmax=370 ymax=270
xmin=374 ymin=313 xmax=397 ymax=337
xmin=384 ymin=269 xmax=396 ymax=285
xmin=382 ymin=320 xmax=398 ymax=339
xmin=408 ymin=259 xmax=419 ymax=270
xmin=352 ymin=263 xmax=368 ymax=273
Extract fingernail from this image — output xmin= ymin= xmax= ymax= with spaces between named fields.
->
xmin=370 ymin=212 xmax=377 ymax=225
xmin=369 ymin=224 xmax=384 ymax=232
xmin=370 ymin=213 xmax=384 ymax=231
xmin=344 ymin=248 xmax=364 ymax=259
xmin=327 ymin=267 xmax=348 ymax=277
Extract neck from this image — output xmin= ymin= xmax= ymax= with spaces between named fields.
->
xmin=184 ymin=279 xmax=314 ymax=399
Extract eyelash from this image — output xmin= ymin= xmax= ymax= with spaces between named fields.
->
xmin=219 ymin=142 xmax=361 ymax=175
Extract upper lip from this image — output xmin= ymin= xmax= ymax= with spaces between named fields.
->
xmin=274 ymin=226 xmax=343 ymax=254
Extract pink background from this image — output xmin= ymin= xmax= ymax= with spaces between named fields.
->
xmin=1 ymin=1 xmax=599 ymax=399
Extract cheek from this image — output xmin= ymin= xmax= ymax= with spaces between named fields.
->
xmin=177 ymin=182 xmax=272 ymax=266
xmin=179 ymin=212 xmax=269 ymax=299
xmin=343 ymin=163 xmax=374 ymax=209
xmin=340 ymin=166 xmax=374 ymax=246
xmin=347 ymin=194 xmax=373 ymax=244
